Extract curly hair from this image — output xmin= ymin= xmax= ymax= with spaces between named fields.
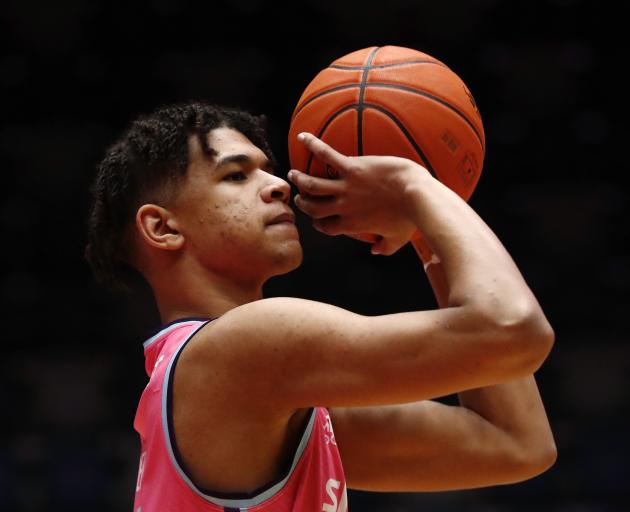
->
xmin=85 ymin=101 xmax=276 ymax=291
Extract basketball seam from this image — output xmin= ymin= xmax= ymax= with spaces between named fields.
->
xmin=362 ymin=103 xmax=437 ymax=178
xmin=306 ymin=104 xmax=357 ymax=174
xmin=357 ymin=47 xmax=381 ymax=156
xmin=329 ymin=59 xmax=446 ymax=70
xmin=366 ymin=83 xmax=485 ymax=154
xmin=305 ymin=101 xmax=437 ymax=180
xmin=292 ymin=82 xmax=484 ymax=155
xmin=290 ymin=84 xmax=359 ymax=122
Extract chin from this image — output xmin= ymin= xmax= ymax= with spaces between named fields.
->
xmin=270 ymin=242 xmax=303 ymax=276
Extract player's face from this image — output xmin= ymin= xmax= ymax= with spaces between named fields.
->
xmin=171 ymin=127 xmax=302 ymax=284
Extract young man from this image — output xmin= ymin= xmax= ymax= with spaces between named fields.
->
xmin=86 ymin=101 xmax=556 ymax=512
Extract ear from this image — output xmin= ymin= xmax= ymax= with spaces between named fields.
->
xmin=135 ymin=204 xmax=184 ymax=251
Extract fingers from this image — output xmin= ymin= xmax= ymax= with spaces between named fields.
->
xmin=294 ymin=194 xmax=339 ymax=219
xmin=312 ymin=216 xmax=345 ymax=236
xmin=288 ymin=169 xmax=344 ymax=196
xmin=297 ymin=133 xmax=349 ymax=173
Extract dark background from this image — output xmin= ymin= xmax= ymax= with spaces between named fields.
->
xmin=1 ymin=0 xmax=627 ymax=510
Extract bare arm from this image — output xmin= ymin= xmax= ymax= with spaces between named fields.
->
xmin=173 ymin=134 xmax=556 ymax=494
xmin=415 ymin=236 xmax=556 ymax=473
xmin=327 ymin=239 xmax=556 ymax=492
xmin=182 ymin=134 xmax=553 ymax=415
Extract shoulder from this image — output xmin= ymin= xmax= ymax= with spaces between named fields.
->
xmin=172 ymin=297 xmax=369 ymax=413
xmin=168 ymin=300 xmax=351 ymax=434
xmin=171 ymin=298 xmax=321 ymax=408
xmin=220 ymin=296 xmax=357 ymax=325
xmin=191 ymin=297 xmax=366 ymax=352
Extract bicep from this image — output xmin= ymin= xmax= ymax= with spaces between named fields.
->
xmin=185 ymin=297 xmax=527 ymax=412
xmin=329 ymin=402 xmax=528 ymax=492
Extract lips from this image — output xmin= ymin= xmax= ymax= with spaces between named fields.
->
xmin=267 ymin=212 xmax=296 ymax=225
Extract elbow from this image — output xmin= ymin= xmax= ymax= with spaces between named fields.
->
xmin=488 ymin=303 xmax=555 ymax=376
xmin=526 ymin=437 xmax=558 ymax=477
xmin=508 ymin=437 xmax=558 ymax=483
xmin=541 ymin=440 xmax=559 ymax=472
xmin=517 ymin=311 xmax=555 ymax=373
xmin=524 ymin=311 xmax=555 ymax=372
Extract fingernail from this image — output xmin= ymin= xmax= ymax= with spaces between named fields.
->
xmin=297 ymin=133 xmax=307 ymax=141
xmin=288 ymin=170 xmax=294 ymax=179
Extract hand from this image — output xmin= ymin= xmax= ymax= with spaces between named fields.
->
xmin=288 ymin=133 xmax=430 ymax=255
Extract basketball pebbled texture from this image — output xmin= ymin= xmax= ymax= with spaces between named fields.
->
xmin=288 ymin=46 xmax=485 ymax=202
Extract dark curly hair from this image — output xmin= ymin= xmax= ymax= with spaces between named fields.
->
xmin=85 ymin=101 xmax=276 ymax=291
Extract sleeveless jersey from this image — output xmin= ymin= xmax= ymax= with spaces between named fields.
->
xmin=133 ymin=318 xmax=348 ymax=512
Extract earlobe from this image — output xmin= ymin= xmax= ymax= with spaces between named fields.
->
xmin=136 ymin=204 xmax=184 ymax=251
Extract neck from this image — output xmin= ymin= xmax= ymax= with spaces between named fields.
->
xmin=151 ymin=267 xmax=264 ymax=324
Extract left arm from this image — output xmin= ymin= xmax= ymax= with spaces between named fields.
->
xmin=330 ymin=398 xmax=553 ymax=491
xmin=330 ymin=237 xmax=557 ymax=491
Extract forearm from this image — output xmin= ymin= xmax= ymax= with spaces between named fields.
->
xmin=290 ymin=135 xmax=552 ymax=377
xmin=413 ymin=239 xmax=557 ymax=472
xmin=457 ymin=378 xmax=556 ymax=471
xmin=404 ymin=173 xmax=543 ymax=324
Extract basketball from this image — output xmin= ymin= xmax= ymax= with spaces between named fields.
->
xmin=288 ymin=45 xmax=485 ymax=203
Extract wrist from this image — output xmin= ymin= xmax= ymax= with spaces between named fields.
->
xmin=411 ymin=233 xmax=439 ymax=266
xmin=399 ymin=163 xmax=432 ymax=226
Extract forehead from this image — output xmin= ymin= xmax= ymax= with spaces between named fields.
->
xmin=207 ymin=127 xmax=267 ymax=161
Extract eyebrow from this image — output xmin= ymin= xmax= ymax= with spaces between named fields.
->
xmin=216 ymin=154 xmax=273 ymax=171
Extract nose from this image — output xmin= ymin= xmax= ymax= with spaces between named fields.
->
xmin=261 ymin=174 xmax=290 ymax=204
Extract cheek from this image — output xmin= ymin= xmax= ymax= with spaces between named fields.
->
xmin=202 ymin=200 xmax=258 ymax=241
xmin=228 ymin=202 xmax=256 ymax=227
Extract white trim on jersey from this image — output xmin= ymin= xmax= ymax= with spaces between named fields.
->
xmin=160 ymin=329 xmax=317 ymax=509
xmin=143 ymin=321 xmax=204 ymax=349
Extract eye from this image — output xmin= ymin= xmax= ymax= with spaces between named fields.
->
xmin=224 ymin=171 xmax=247 ymax=182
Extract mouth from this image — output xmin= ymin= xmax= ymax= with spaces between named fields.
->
xmin=267 ymin=212 xmax=296 ymax=225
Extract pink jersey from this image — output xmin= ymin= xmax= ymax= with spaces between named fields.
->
xmin=133 ymin=318 xmax=348 ymax=512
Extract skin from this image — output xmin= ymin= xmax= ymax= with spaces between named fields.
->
xmin=134 ymin=127 xmax=556 ymax=495
xmin=134 ymin=127 xmax=303 ymax=320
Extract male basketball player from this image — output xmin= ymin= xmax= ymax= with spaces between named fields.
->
xmin=86 ymin=102 xmax=556 ymax=512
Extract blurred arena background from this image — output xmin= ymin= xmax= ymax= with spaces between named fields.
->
xmin=1 ymin=0 xmax=627 ymax=510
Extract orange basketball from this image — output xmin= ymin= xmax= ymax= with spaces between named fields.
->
xmin=288 ymin=46 xmax=485 ymax=203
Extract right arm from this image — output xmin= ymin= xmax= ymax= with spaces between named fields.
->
xmin=183 ymin=133 xmax=553 ymax=413
xmin=412 ymin=235 xmax=556 ymax=476
xmin=320 ymin=238 xmax=553 ymax=491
